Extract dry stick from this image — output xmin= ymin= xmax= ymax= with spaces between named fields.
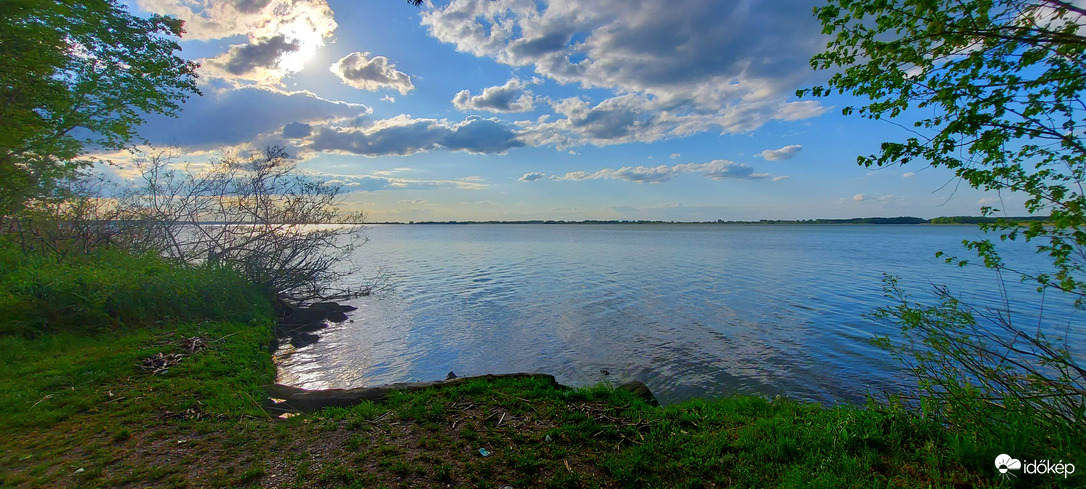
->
xmin=240 ymin=390 xmax=274 ymax=420
xmin=213 ymin=331 xmax=242 ymax=343
xmin=28 ymin=394 xmax=54 ymax=410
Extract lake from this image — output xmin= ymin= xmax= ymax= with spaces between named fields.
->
xmin=276 ymin=224 xmax=1083 ymax=405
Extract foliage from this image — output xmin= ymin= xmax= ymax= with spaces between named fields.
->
xmin=2 ymin=176 xmax=127 ymax=258
xmin=116 ymin=146 xmax=370 ymax=303
xmin=0 ymin=0 xmax=198 ymax=216
xmin=804 ymin=0 xmax=1086 ymax=453
xmin=0 ymin=242 xmax=270 ymax=336
xmin=872 ymin=276 xmax=1084 ymax=455
xmin=802 ymin=0 xmax=1086 ymax=302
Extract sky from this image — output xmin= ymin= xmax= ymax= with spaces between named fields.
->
xmin=108 ymin=0 xmax=1031 ymax=222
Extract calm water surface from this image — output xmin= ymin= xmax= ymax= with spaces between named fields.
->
xmin=277 ymin=224 xmax=1083 ymax=405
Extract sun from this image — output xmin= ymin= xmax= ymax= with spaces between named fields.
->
xmin=276 ymin=17 xmax=326 ymax=73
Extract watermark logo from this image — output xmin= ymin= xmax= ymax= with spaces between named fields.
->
xmin=995 ymin=454 xmax=1021 ymax=479
xmin=996 ymin=454 xmax=1075 ymax=479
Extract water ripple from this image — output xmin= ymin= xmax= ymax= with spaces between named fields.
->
xmin=276 ymin=224 xmax=1083 ymax=405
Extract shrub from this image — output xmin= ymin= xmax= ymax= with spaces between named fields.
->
xmin=0 ymin=242 xmax=270 ymax=336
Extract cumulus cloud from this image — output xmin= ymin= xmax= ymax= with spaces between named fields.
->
xmin=759 ymin=144 xmax=802 ymax=161
xmin=330 ymin=52 xmax=415 ymax=94
xmin=200 ymin=35 xmax=304 ymax=85
xmin=453 ymin=78 xmax=535 ymax=113
xmin=422 ymin=0 xmax=828 ymax=144
xmin=902 ymin=172 xmax=916 ymax=178
xmin=535 ymin=159 xmax=773 ymax=184
xmin=137 ymin=86 xmax=369 ymax=149
xmin=303 ymin=171 xmax=489 ymax=192
xmin=519 ymin=172 xmax=546 ymax=181
xmin=519 ymin=93 xmax=822 ymax=148
xmin=217 ymin=35 xmax=299 ymax=75
xmin=282 ymin=122 xmax=313 ymax=138
xmin=140 ymin=0 xmax=337 ymax=85
xmin=137 ymin=0 xmax=336 ymax=42
xmin=305 ymin=115 xmax=524 ymax=156
xmin=853 ymin=194 xmax=867 ymax=201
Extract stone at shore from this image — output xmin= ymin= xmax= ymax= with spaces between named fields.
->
xmin=274 ymin=300 xmax=359 ymax=348
xmin=288 ymin=332 xmax=320 ymax=349
xmin=278 ymin=300 xmax=356 ymax=329
xmin=617 ymin=380 xmax=659 ymax=406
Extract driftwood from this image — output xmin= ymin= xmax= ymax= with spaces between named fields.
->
xmin=263 ymin=374 xmax=659 ymax=413
xmin=264 ymin=373 xmax=563 ymax=413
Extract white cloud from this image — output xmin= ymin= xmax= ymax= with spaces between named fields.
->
xmin=141 ymin=0 xmax=337 ymax=85
xmin=137 ymin=0 xmax=336 ymax=42
xmin=304 ymin=170 xmax=489 ymax=192
xmin=759 ymin=144 xmax=803 ymax=161
xmin=331 ymin=52 xmax=415 ymax=94
xmin=202 ymin=35 xmax=299 ymax=82
xmin=453 ymin=78 xmax=535 ymax=113
xmin=381 ymin=95 xmax=396 ymax=103
xmin=422 ymin=0 xmax=828 ymax=143
xmin=669 ymin=153 xmax=680 ymax=159
xmin=853 ymin=193 xmax=867 ymax=201
xmin=540 ymin=159 xmax=774 ymax=183
xmin=902 ymin=172 xmax=916 ymax=178
xmin=137 ymin=86 xmax=369 ymax=150
xmin=519 ymin=172 xmax=547 ymax=181
xmin=520 ymin=93 xmax=823 ymax=148
xmin=305 ymin=115 xmax=524 ymax=156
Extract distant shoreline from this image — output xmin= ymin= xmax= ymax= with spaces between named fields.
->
xmin=367 ymin=216 xmax=1048 ymax=226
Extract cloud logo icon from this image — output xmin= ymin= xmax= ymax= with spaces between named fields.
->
xmin=995 ymin=454 xmax=1022 ymax=474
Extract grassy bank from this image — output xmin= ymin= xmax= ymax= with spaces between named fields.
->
xmin=0 ymin=247 xmax=1076 ymax=488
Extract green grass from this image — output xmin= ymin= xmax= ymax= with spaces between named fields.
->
xmin=0 ymin=242 xmax=270 ymax=336
xmin=0 ymin=245 xmax=1081 ymax=487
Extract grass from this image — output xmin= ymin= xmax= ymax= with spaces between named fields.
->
xmin=0 ymin=245 xmax=1080 ymax=487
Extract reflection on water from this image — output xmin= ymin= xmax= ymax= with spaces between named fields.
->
xmin=276 ymin=224 xmax=1083 ymax=405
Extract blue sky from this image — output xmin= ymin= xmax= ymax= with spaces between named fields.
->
xmin=112 ymin=0 xmax=1028 ymax=222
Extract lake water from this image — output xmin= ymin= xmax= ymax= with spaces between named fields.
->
xmin=276 ymin=224 xmax=1083 ymax=405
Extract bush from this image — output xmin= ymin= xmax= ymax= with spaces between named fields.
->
xmin=872 ymin=276 xmax=1085 ymax=463
xmin=0 ymin=242 xmax=270 ymax=336
xmin=116 ymin=146 xmax=370 ymax=304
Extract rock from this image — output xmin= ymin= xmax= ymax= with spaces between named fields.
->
xmin=289 ymin=332 xmax=319 ymax=348
xmin=272 ymin=296 xmax=300 ymax=317
xmin=279 ymin=301 xmax=355 ymax=327
xmin=280 ymin=307 xmax=327 ymax=326
xmin=312 ymin=301 xmax=356 ymax=314
xmin=446 ymin=371 xmax=457 ymax=380
xmin=617 ymin=380 xmax=658 ymax=406
xmin=311 ymin=302 xmax=352 ymax=323
xmin=326 ymin=310 xmax=349 ymax=323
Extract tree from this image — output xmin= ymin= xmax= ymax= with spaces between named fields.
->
xmin=0 ymin=0 xmax=199 ymax=216
xmin=117 ymin=146 xmax=371 ymax=304
xmin=803 ymin=0 xmax=1085 ymax=446
xmin=803 ymin=0 xmax=1086 ymax=301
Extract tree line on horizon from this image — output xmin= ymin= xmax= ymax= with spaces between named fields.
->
xmin=375 ymin=215 xmax=1050 ymax=225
